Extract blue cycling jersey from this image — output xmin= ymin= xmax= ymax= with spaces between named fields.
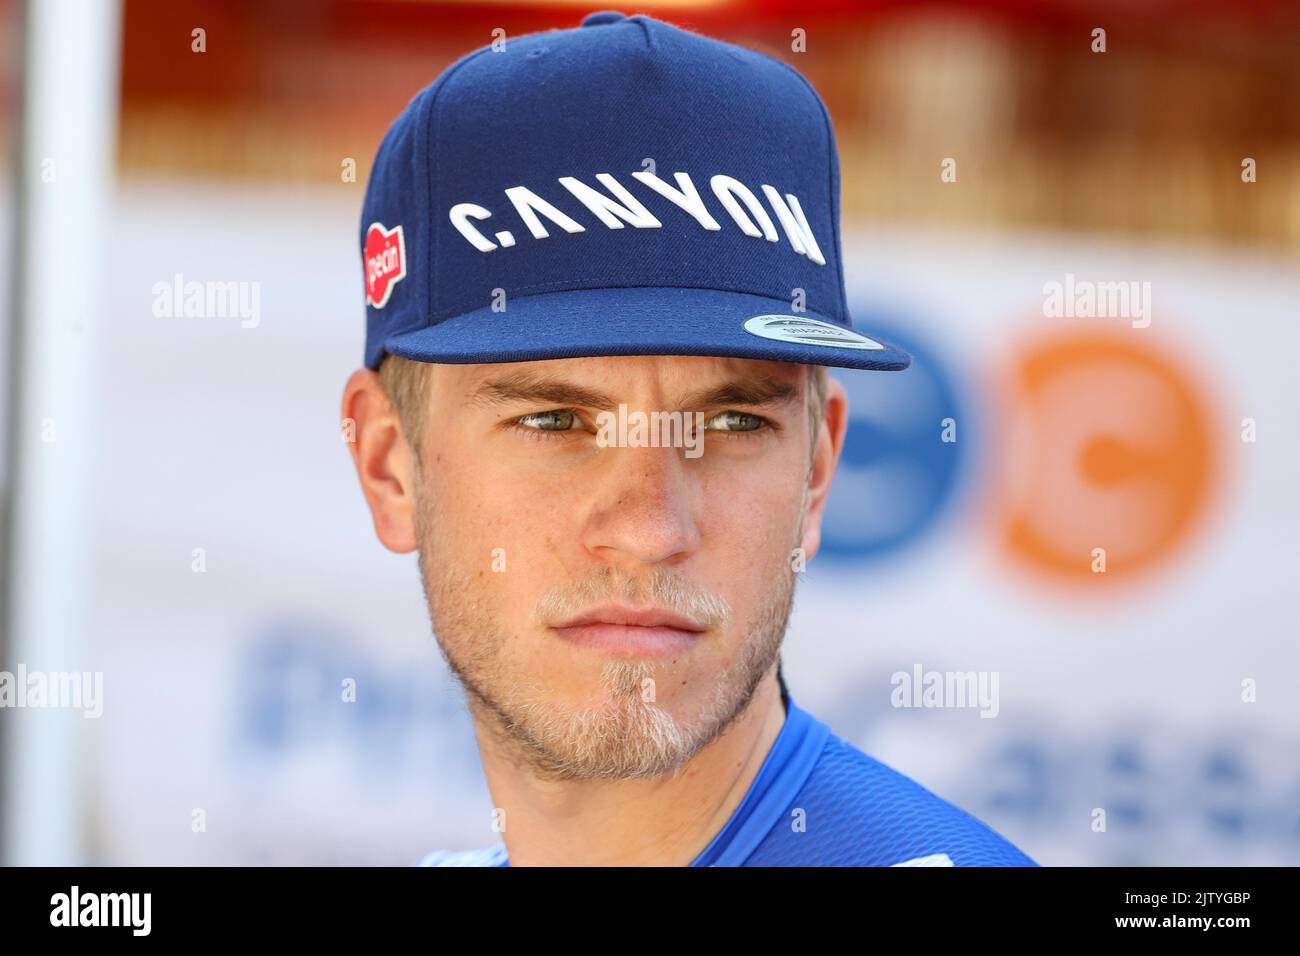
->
xmin=418 ymin=691 xmax=1037 ymax=867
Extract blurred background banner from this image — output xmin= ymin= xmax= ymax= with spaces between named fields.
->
xmin=1 ymin=0 xmax=1297 ymax=865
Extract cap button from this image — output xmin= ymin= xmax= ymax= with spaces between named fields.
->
xmin=581 ymin=11 xmax=626 ymax=27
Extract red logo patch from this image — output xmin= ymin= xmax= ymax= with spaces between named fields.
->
xmin=364 ymin=222 xmax=407 ymax=308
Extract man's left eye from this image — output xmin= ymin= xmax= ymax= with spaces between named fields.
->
xmin=704 ymin=410 xmax=766 ymax=432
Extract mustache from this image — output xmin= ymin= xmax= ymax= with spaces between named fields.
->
xmin=533 ymin=566 xmax=732 ymax=630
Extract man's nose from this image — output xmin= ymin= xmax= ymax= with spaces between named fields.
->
xmin=579 ymin=442 xmax=702 ymax=570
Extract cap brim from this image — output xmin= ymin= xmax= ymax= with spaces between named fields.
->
xmin=381 ymin=287 xmax=911 ymax=372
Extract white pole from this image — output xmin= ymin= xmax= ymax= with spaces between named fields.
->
xmin=1 ymin=0 xmax=122 ymax=865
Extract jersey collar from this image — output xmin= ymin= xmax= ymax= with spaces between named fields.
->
xmin=491 ymin=692 xmax=829 ymax=868
xmin=689 ymin=692 xmax=830 ymax=867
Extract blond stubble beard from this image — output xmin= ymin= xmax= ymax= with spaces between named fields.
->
xmin=412 ymin=478 xmax=806 ymax=783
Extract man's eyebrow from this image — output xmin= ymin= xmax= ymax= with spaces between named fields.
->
xmin=679 ymin=377 xmax=802 ymax=410
xmin=467 ymin=371 xmax=802 ymax=411
xmin=468 ymin=372 xmax=618 ymax=410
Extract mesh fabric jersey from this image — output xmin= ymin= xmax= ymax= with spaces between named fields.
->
xmin=417 ymin=684 xmax=1038 ymax=867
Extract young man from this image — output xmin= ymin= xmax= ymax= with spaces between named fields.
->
xmin=343 ymin=11 xmax=1036 ymax=867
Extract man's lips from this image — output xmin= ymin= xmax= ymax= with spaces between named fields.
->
xmin=553 ymin=605 xmax=707 ymax=631
xmin=550 ymin=605 xmax=707 ymax=657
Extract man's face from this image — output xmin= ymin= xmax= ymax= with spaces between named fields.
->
xmin=393 ymin=354 xmax=844 ymax=780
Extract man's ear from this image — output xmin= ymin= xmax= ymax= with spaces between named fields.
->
xmin=799 ymin=375 xmax=848 ymax=562
xmin=341 ymin=368 xmax=419 ymax=553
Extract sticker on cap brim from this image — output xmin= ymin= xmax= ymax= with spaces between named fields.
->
xmin=743 ymin=315 xmax=885 ymax=350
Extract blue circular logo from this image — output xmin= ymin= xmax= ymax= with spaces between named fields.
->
xmin=818 ymin=320 xmax=971 ymax=561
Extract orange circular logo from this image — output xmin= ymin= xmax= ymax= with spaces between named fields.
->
xmin=995 ymin=331 xmax=1220 ymax=585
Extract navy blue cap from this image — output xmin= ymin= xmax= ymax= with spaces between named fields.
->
xmin=359 ymin=12 xmax=911 ymax=372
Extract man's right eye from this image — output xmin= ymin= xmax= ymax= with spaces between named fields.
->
xmin=513 ymin=409 xmax=579 ymax=432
